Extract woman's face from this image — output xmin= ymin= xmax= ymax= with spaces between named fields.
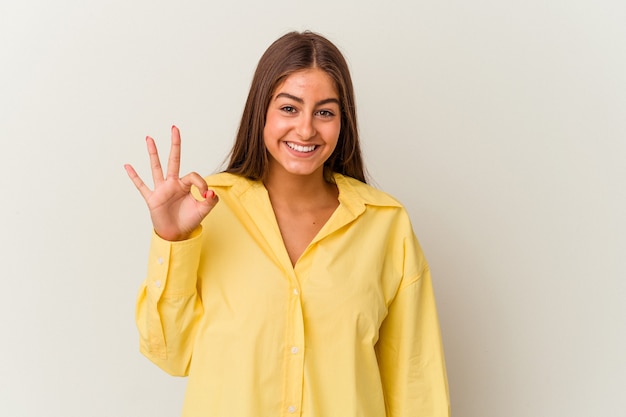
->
xmin=263 ymin=68 xmax=341 ymax=180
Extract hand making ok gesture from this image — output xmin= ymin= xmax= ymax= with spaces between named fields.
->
xmin=124 ymin=126 xmax=219 ymax=241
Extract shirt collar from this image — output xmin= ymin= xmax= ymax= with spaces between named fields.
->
xmin=333 ymin=173 xmax=402 ymax=217
xmin=207 ymin=171 xmax=402 ymax=212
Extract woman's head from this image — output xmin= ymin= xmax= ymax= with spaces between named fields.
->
xmin=226 ymin=31 xmax=366 ymax=183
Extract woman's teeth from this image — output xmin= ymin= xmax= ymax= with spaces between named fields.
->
xmin=287 ymin=142 xmax=317 ymax=153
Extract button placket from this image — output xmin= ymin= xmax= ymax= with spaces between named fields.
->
xmin=283 ymin=277 xmax=304 ymax=416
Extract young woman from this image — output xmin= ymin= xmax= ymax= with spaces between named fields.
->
xmin=125 ymin=31 xmax=449 ymax=417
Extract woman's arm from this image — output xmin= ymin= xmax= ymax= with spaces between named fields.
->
xmin=376 ymin=234 xmax=450 ymax=416
xmin=135 ymin=228 xmax=204 ymax=376
xmin=126 ymin=126 xmax=218 ymax=375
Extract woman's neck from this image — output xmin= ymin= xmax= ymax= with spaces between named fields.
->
xmin=263 ymin=168 xmax=338 ymax=208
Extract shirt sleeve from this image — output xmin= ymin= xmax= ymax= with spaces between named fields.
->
xmin=376 ymin=234 xmax=450 ymax=417
xmin=135 ymin=227 xmax=204 ymax=376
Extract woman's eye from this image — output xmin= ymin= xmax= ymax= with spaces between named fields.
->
xmin=281 ymin=106 xmax=296 ymax=113
xmin=317 ymin=110 xmax=335 ymax=118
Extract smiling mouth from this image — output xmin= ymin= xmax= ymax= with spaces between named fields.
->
xmin=286 ymin=142 xmax=318 ymax=153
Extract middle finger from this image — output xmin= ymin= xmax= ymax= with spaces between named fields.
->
xmin=166 ymin=125 xmax=182 ymax=181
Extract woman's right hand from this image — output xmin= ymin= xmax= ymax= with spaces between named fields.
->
xmin=124 ymin=125 xmax=219 ymax=241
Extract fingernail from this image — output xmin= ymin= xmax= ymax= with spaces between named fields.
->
xmin=203 ymin=190 xmax=214 ymax=199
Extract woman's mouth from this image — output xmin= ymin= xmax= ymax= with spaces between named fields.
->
xmin=286 ymin=142 xmax=317 ymax=153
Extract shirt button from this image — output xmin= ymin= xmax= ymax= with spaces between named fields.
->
xmin=157 ymin=256 xmax=164 ymax=265
xmin=291 ymin=346 xmax=299 ymax=354
xmin=287 ymin=406 xmax=296 ymax=413
xmin=155 ymin=280 xmax=162 ymax=288
xmin=293 ymin=288 xmax=299 ymax=296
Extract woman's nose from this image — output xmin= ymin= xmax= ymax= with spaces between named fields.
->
xmin=296 ymin=115 xmax=316 ymax=140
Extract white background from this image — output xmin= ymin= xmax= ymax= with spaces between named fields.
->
xmin=1 ymin=0 xmax=624 ymax=416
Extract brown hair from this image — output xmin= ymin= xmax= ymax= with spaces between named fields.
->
xmin=225 ymin=31 xmax=366 ymax=183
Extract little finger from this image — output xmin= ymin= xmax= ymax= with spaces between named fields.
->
xmin=124 ymin=164 xmax=153 ymax=201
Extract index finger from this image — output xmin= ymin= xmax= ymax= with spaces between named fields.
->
xmin=166 ymin=125 xmax=182 ymax=180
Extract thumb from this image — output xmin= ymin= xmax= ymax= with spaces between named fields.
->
xmin=198 ymin=189 xmax=220 ymax=217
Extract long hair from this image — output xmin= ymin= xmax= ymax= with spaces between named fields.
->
xmin=225 ymin=31 xmax=366 ymax=183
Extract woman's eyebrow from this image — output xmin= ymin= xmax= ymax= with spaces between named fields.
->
xmin=275 ymin=92 xmax=340 ymax=107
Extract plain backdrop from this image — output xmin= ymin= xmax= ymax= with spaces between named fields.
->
xmin=1 ymin=0 xmax=624 ymax=416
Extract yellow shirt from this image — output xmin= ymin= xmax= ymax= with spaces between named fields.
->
xmin=136 ymin=172 xmax=449 ymax=417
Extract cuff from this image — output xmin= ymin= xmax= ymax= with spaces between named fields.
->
xmin=146 ymin=226 xmax=203 ymax=300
